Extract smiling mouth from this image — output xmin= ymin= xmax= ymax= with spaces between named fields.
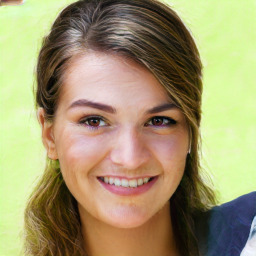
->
xmin=97 ymin=176 xmax=156 ymax=188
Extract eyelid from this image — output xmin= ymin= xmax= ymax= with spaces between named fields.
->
xmin=77 ymin=115 xmax=177 ymax=131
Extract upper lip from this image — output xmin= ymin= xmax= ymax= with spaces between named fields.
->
xmin=97 ymin=175 xmax=158 ymax=180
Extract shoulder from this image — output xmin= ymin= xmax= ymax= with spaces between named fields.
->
xmin=195 ymin=191 xmax=256 ymax=256
xmin=210 ymin=191 xmax=256 ymax=231
xmin=211 ymin=191 xmax=256 ymax=217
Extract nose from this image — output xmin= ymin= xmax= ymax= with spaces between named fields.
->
xmin=109 ymin=127 xmax=151 ymax=170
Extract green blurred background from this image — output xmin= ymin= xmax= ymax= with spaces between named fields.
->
xmin=0 ymin=0 xmax=255 ymax=255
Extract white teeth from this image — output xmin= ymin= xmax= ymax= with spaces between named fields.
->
xmin=114 ymin=178 xmax=121 ymax=186
xmin=100 ymin=176 xmax=153 ymax=188
xmin=138 ymin=178 xmax=143 ymax=186
xmin=121 ymin=179 xmax=129 ymax=187
xmin=129 ymin=179 xmax=137 ymax=188
xmin=143 ymin=177 xmax=149 ymax=183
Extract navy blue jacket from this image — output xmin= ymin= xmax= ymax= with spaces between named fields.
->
xmin=195 ymin=191 xmax=256 ymax=256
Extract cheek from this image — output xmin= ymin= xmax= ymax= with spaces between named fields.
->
xmin=55 ymin=129 xmax=108 ymax=176
xmin=150 ymin=132 xmax=188 ymax=168
xmin=153 ymin=135 xmax=187 ymax=196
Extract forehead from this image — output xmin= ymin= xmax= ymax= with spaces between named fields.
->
xmin=60 ymin=51 xmax=171 ymax=108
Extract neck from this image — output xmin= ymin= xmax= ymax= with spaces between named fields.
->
xmin=79 ymin=202 xmax=179 ymax=256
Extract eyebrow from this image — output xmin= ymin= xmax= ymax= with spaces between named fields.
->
xmin=68 ymin=99 xmax=116 ymax=113
xmin=147 ymin=103 xmax=178 ymax=114
xmin=68 ymin=99 xmax=178 ymax=114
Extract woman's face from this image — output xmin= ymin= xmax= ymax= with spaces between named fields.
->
xmin=44 ymin=52 xmax=189 ymax=228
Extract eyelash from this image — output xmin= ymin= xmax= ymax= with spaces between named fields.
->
xmin=78 ymin=115 xmax=177 ymax=130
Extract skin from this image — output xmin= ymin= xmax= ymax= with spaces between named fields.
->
xmin=39 ymin=51 xmax=189 ymax=256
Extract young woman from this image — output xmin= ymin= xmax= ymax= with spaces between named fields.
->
xmin=23 ymin=0 xmax=256 ymax=255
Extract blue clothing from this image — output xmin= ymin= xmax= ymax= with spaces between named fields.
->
xmin=195 ymin=191 xmax=256 ymax=256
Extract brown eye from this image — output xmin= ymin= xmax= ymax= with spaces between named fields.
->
xmin=87 ymin=118 xmax=101 ymax=127
xmin=79 ymin=116 xmax=107 ymax=130
xmin=152 ymin=117 xmax=164 ymax=126
xmin=146 ymin=116 xmax=177 ymax=127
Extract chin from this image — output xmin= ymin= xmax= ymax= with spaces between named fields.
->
xmin=105 ymin=216 xmax=151 ymax=229
xmin=101 ymin=206 xmax=155 ymax=229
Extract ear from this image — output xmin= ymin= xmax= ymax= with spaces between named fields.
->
xmin=37 ymin=108 xmax=58 ymax=160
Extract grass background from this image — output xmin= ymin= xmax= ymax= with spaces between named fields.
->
xmin=0 ymin=0 xmax=255 ymax=255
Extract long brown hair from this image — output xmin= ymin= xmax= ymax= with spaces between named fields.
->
xmin=24 ymin=0 xmax=216 ymax=255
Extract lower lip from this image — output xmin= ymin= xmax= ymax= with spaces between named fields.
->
xmin=97 ymin=177 xmax=158 ymax=196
